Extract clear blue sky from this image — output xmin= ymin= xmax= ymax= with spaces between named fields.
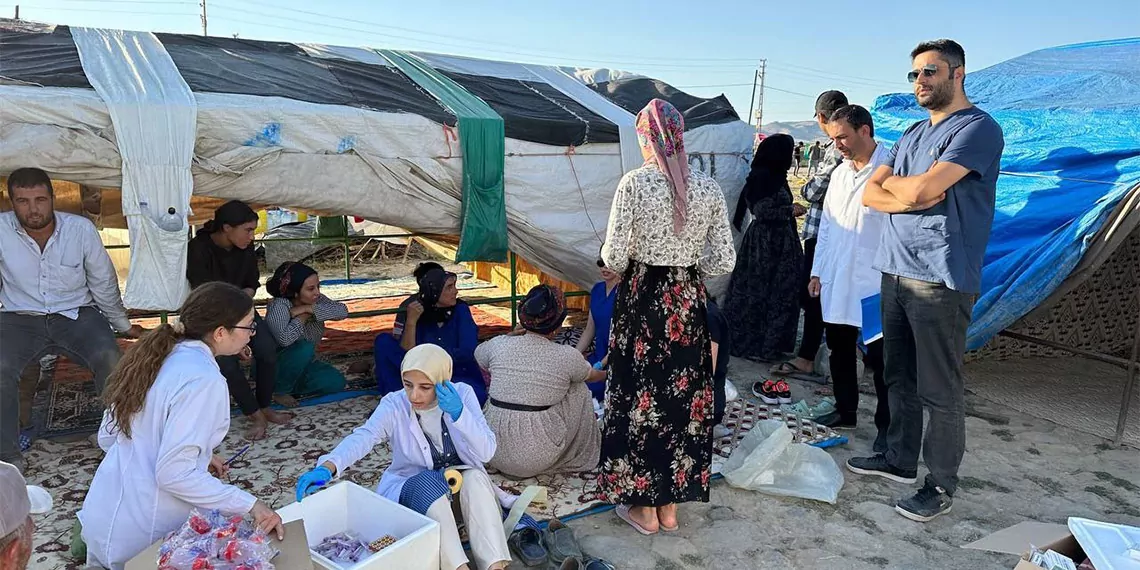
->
xmin=4 ymin=0 xmax=1138 ymax=123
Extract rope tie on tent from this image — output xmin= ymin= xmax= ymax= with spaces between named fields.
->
xmin=517 ymin=80 xmax=591 ymax=146
xmin=442 ymin=124 xmax=458 ymax=159
xmin=565 ymin=146 xmax=604 ymax=245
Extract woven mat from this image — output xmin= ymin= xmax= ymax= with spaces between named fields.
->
xmin=23 ymin=391 xmax=843 ymax=570
xmin=965 ymin=355 xmax=1140 ymax=447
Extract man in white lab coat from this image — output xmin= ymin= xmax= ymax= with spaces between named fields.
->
xmin=807 ymin=105 xmax=890 ymax=450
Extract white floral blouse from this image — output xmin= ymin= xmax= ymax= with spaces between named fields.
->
xmin=602 ymin=165 xmax=737 ymax=276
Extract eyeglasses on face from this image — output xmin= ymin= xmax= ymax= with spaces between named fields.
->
xmin=231 ymin=321 xmax=257 ymax=333
xmin=908 ymin=63 xmax=959 ymax=83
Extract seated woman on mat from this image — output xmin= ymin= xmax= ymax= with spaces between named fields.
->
xmin=264 ymin=261 xmax=349 ymax=407
xmin=187 ymin=199 xmax=292 ymax=440
xmin=480 ymin=285 xmax=606 ymax=479
xmin=374 ymin=262 xmax=486 ymax=406
xmin=296 ymin=344 xmax=509 ymax=570
xmin=79 ymin=282 xmax=284 ymax=570
xmin=574 ymin=247 xmax=621 ymax=402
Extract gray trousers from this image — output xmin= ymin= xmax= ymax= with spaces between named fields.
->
xmin=0 ymin=307 xmax=122 ymax=460
xmin=880 ymin=274 xmax=975 ymax=496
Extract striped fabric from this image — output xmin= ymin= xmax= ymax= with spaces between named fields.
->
xmin=398 ymin=470 xmax=451 ymax=515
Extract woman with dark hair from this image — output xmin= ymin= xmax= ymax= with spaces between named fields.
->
xmin=725 ymin=134 xmax=804 ymax=368
xmin=574 ymin=245 xmax=621 ymax=402
xmin=79 ymin=282 xmax=284 ymax=569
xmin=186 ymin=200 xmax=291 ymax=440
xmin=598 ymin=99 xmax=736 ymax=534
xmin=479 ymin=285 xmax=605 ymax=478
xmin=264 ymin=262 xmax=349 ymax=407
xmin=373 ymin=263 xmax=486 ymax=406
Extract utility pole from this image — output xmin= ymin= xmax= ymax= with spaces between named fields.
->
xmin=14 ymin=5 xmax=19 ymax=19
xmin=199 ymin=0 xmax=207 ymax=36
xmin=755 ymin=59 xmax=767 ymax=130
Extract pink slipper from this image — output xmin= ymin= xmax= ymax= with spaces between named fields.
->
xmin=615 ymin=505 xmax=658 ymax=535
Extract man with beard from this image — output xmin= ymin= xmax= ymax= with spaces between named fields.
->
xmin=0 ymin=168 xmax=142 ymax=472
xmin=848 ymin=40 xmax=1004 ymax=522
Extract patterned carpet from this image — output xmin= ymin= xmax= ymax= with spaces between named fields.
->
xmin=25 ymin=300 xmax=512 ymax=439
xmin=24 ymin=393 xmax=843 ymax=570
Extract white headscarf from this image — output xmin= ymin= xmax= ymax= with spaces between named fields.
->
xmin=400 ymin=344 xmax=453 ymax=385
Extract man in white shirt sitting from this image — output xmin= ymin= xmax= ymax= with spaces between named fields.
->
xmin=807 ymin=106 xmax=890 ymax=449
xmin=0 ymin=168 xmax=142 ymax=472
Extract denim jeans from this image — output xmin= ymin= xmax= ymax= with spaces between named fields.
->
xmin=0 ymin=307 xmax=122 ymax=461
xmin=880 ymin=274 xmax=975 ymax=496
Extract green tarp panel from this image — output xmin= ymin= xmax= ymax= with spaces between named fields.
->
xmin=376 ymin=49 xmax=508 ymax=262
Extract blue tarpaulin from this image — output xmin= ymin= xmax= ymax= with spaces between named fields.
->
xmin=864 ymin=37 xmax=1140 ymax=350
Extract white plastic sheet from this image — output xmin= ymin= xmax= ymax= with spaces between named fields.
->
xmin=71 ymin=27 xmax=196 ymax=310
xmin=721 ymin=419 xmax=845 ymax=504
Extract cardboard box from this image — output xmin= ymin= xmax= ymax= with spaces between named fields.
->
xmin=276 ymin=481 xmax=440 ymax=570
xmin=964 ymin=521 xmax=1085 ymax=570
xmin=125 ymin=519 xmax=314 ymax=570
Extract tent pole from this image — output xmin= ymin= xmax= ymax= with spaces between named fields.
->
xmin=510 ymin=252 xmax=518 ymax=327
xmin=342 ymin=216 xmax=351 ymax=281
xmin=1113 ymin=292 xmax=1140 ymax=445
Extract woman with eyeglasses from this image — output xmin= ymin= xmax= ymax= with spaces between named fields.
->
xmin=187 ymin=200 xmax=293 ymax=440
xmin=574 ymin=246 xmax=621 ymax=401
xmin=264 ymin=261 xmax=349 ymax=407
xmin=374 ymin=262 xmax=487 ymax=406
xmin=79 ymin=282 xmax=285 ymax=570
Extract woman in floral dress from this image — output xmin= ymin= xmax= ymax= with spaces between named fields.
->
xmin=598 ymin=99 xmax=737 ymax=534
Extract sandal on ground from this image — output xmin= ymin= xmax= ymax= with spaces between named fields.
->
xmin=768 ymin=361 xmax=823 ymax=383
xmin=542 ymin=518 xmax=583 ymax=565
xmin=507 ymin=527 xmax=547 ymax=567
xmin=615 ymin=505 xmax=658 ymax=536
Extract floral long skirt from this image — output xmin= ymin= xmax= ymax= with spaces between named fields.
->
xmin=596 ymin=261 xmax=714 ymax=506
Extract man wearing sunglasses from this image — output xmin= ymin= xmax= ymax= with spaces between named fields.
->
xmin=849 ymin=39 xmax=1004 ymax=523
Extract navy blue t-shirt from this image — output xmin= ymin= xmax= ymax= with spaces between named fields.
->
xmin=873 ymin=106 xmax=1005 ymax=293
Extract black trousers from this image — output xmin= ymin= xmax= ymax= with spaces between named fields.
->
xmin=824 ymin=323 xmax=889 ymax=450
xmin=797 ymin=238 xmax=825 ymax=361
xmin=217 ymin=312 xmax=277 ymax=415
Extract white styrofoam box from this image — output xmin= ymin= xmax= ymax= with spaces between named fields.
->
xmin=277 ymin=481 xmax=440 ymax=570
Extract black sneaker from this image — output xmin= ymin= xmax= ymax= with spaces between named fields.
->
xmin=895 ymin=483 xmax=953 ymax=522
xmin=752 ymin=379 xmax=793 ymax=405
xmin=845 ymin=454 xmax=918 ymax=484
xmin=815 ymin=411 xmax=856 ymax=430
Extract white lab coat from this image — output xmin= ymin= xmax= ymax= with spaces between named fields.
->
xmin=78 ymin=341 xmax=257 ymax=570
xmin=317 ymin=382 xmax=496 ymax=502
xmin=812 ymin=144 xmax=890 ymax=328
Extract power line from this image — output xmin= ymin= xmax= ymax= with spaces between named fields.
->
xmin=16 ymin=5 xmax=197 ymax=15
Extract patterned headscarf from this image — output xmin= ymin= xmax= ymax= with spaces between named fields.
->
xmin=266 ymin=261 xmax=317 ymax=299
xmin=519 ymin=284 xmax=567 ymax=335
xmin=636 ymin=99 xmax=690 ymax=234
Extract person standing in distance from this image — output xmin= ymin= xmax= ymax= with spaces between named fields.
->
xmin=849 ymin=39 xmax=1004 ymax=522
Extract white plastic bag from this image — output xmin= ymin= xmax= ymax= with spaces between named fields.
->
xmin=721 ymin=419 xmax=844 ymax=504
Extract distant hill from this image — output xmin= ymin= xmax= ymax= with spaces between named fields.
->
xmin=760 ymin=120 xmax=826 ymax=143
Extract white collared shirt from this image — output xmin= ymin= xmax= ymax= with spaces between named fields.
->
xmin=317 ymin=382 xmax=497 ymax=503
xmin=812 ymin=143 xmax=891 ymax=328
xmin=0 ymin=211 xmax=131 ymax=331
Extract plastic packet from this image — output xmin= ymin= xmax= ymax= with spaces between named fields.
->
xmin=315 ymin=532 xmax=372 ymax=563
xmin=158 ymin=509 xmax=275 ymax=570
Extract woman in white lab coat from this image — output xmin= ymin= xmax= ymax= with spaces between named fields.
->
xmin=296 ymin=344 xmax=509 ymax=570
xmin=78 ymin=282 xmax=284 ymax=570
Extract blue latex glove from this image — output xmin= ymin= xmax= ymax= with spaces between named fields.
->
xmin=592 ymin=361 xmax=604 ymax=371
xmin=296 ymin=465 xmax=333 ymax=502
xmin=436 ymin=382 xmax=463 ymax=422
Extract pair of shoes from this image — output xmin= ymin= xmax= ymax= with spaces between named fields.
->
xmin=508 ymin=527 xmax=547 ymax=567
xmin=895 ymin=483 xmax=953 ymax=522
xmin=615 ymin=505 xmax=657 ymax=535
xmin=814 ymin=411 xmax=857 ymax=430
xmin=845 ymin=454 xmax=918 ymax=484
xmin=752 ymin=379 xmax=792 ymax=405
